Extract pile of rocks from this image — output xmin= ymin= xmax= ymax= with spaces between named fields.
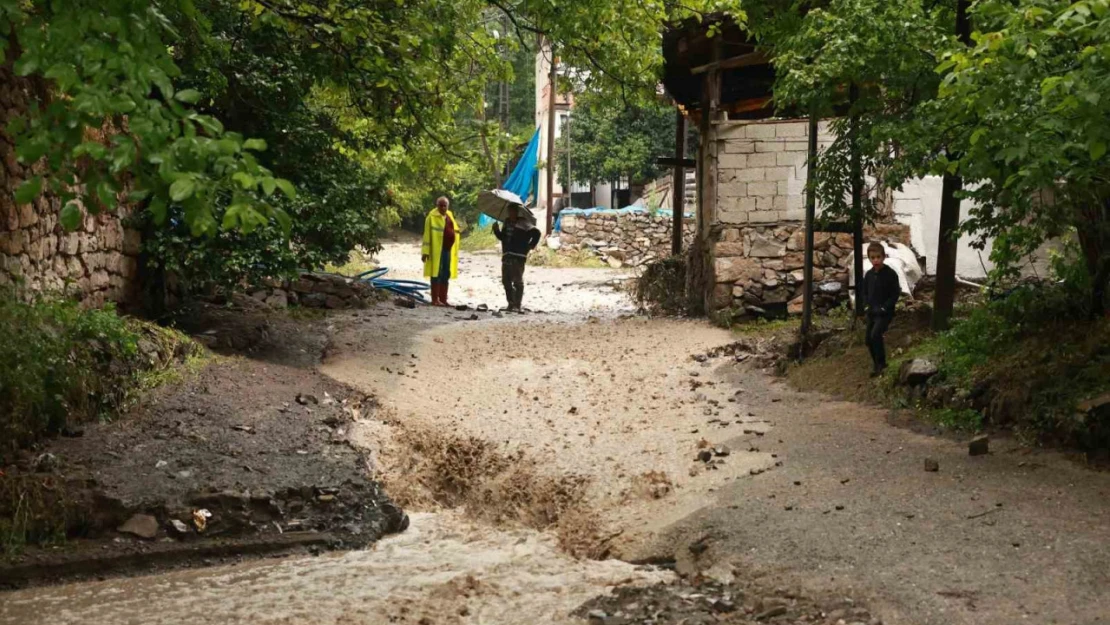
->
xmin=559 ymin=211 xmax=694 ymax=267
xmin=713 ymin=222 xmax=913 ymax=315
xmin=247 ymin=273 xmax=379 ymax=309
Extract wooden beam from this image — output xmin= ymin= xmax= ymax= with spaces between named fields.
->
xmin=657 ymin=157 xmax=696 ymax=168
xmin=545 ymin=41 xmax=557 ymax=235
xmin=727 ymin=97 xmax=773 ymax=115
xmin=672 ymin=110 xmax=687 ymax=256
xmin=850 ymin=83 xmax=866 ymax=317
xmin=691 ymin=49 xmax=769 ymax=75
xmin=801 ymin=111 xmax=819 ymax=345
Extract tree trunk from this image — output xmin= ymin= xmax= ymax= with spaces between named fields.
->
xmin=1076 ymin=207 xmax=1110 ymax=317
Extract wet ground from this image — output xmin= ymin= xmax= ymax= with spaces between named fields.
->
xmin=3 ymin=241 xmax=1109 ymax=625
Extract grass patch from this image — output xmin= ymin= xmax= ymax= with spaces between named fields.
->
xmin=323 ymin=249 xmax=378 ymax=277
xmin=782 ymin=275 xmax=1110 ymax=450
xmin=0 ymin=290 xmax=199 ymax=464
xmin=459 ymin=225 xmax=499 ymax=253
xmin=529 ymin=247 xmax=607 ymax=268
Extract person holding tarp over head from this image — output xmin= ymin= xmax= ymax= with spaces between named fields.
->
xmin=421 ymin=196 xmax=460 ymax=306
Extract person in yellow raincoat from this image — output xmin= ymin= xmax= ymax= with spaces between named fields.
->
xmin=421 ymin=196 xmax=460 ymax=306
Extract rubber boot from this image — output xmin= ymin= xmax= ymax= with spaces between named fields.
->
xmin=429 ymin=283 xmax=441 ymax=306
xmin=441 ymin=282 xmax=450 ymax=307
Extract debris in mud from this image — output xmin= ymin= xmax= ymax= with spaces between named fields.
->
xmin=455 ymin=304 xmax=470 ymax=311
xmin=575 ymin=577 xmax=874 ymax=625
xmin=168 ymin=519 xmax=191 ymax=536
xmin=696 ymin=450 xmax=713 ymax=463
xmin=924 ymin=457 xmax=940 ymax=472
xmin=118 ymin=514 xmax=160 ymax=539
xmin=969 ymin=435 xmax=990 ymax=456
xmin=713 ymin=446 xmax=731 ymax=457
xmin=296 ymin=393 xmax=319 ymax=406
xmin=394 ymin=297 xmax=416 ymax=309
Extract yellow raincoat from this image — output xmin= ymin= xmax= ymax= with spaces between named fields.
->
xmin=422 ymin=208 xmax=460 ymax=280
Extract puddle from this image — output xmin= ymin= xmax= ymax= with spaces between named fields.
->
xmin=0 ymin=512 xmax=672 ymax=625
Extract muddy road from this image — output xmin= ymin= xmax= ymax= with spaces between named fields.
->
xmin=3 ymin=242 xmax=1109 ymax=625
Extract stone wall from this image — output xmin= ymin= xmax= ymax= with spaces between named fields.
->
xmin=558 ymin=211 xmax=695 ymax=268
xmin=712 ymin=222 xmax=912 ymax=315
xmin=0 ymin=67 xmax=141 ymax=307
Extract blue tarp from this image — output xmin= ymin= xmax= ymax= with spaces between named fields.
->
xmin=478 ymin=128 xmax=541 ymax=229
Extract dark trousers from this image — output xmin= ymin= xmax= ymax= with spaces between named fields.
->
xmin=865 ymin=313 xmax=893 ymax=371
xmin=431 ymin=245 xmax=452 ymax=285
xmin=501 ymin=256 xmax=526 ymax=309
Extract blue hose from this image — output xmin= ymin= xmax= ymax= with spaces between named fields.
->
xmin=304 ymin=266 xmax=430 ymax=302
xmin=354 ymin=267 xmax=429 ymax=302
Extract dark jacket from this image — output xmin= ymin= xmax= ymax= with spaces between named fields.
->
xmin=493 ymin=222 xmax=541 ymax=259
xmin=863 ymin=264 xmax=900 ymax=317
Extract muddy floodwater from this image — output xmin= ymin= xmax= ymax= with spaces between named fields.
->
xmin=0 ymin=512 xmax=671 ymax=625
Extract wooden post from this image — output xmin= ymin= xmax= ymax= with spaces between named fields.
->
xmin=801 ymin=110 xmax=819 ymax=342
xmin=932 ymin=0 xmax=972 ymax=331
xmin=672 ymin=109 xmax=687 ymax=256
xmin=565 ymin=111 xmax=573 ymax=209
xmin=687 ymin=39 xmax=722 ymax=315
xmin=545 ymin=41 xmax=557 ymax=235
xmin=850 ymin=84 xmax=865 ymax=317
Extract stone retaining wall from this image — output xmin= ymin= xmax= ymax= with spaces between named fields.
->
xmin=712 ymin=222 xmax=912 ymax=314
xmin=0 ymin=65 xmax=141 ymax=306
xmin=558 ymin=212 xmax=695 ymax=267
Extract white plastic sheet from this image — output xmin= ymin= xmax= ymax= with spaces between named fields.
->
xmin=848 ymin=241 xmax=923 ymax=305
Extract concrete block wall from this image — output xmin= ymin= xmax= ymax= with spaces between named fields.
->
xmin=715 ymin=119 xmax=834 ymax=226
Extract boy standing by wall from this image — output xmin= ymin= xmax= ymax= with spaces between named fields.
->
xmin=862 ymin=242 xmax=901 ymax=377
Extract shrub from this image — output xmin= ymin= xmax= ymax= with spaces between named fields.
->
xmin=0 ymin=291 xmax=192 ymax=462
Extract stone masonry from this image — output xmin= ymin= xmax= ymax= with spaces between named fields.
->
xmin=709 ymin=119 xmax=912 ymax=314
xmin=0 ymin=66 xmax=141 ymax=307
xmin=558 ymin=211 xmax=695 ymax=268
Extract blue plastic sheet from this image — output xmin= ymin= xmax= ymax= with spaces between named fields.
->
xmin=478 ymin=128 xmax=541 ymax=229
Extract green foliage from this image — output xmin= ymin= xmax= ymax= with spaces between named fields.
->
xmin=459 ymin=226 xmax=499 ymax=253
xmin=0 ymin=0 xmax=294 ymax=238
xmin=559 ymin=92 xmax=676 ymax=188
xmin=0 ymin=292 xmax=137 ymax=460
xmin=933 ymin=0 xmax=1110 ymax=313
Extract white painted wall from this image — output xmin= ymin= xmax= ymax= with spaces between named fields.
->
xmin=890 ymin=177 xmax=1054 ymax=280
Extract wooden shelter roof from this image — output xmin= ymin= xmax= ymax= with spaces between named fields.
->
xmin=662 ymin=15 xmax=777 ymax=120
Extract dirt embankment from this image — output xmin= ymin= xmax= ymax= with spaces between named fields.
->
xmin=0 ymin=303 xmax=407 ymax=588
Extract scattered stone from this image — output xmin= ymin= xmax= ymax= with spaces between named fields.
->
xmin=477 ymin=304 xmax=489 ymax=312
xmin=296 ymin=394 xmax=319 ymax=406
xmin=175 ymin=470 xmax=193 ymax=480
xmin=924 ymin=458 xmax=940 ymax=472
xmin=898 ymin=358 xmax=939 ymax=386
xmin=756 ymin=605 xmax=788 ymax=620
xmin=713 ymin=445 xmax=731 ymax=457
xmin=34 ymin=452 xmax=58 ymax=472
xmin=969 ymin=435 xmax=990 ymax=456
xmin=587 ymin=609 xmax=608 ymax=624
xmin=818 ymin=281 xmax=843 ymax=294
xmin=492 ymin=311 xmax=504 ymax=318
xmin=118 ymin=514 xmax=160 ymax=539
xmin=168 ymin=519 xmax=191 ymax=536
xmin=697 ymin=450 xmax=714 ymax=463
xmin=455 ymin=304 xmax=470 ymax=311
xmin=155 ymin=460 xmax=169 ymax=469
xmin=468 ymin=314 xmax=479 ymax=321
xmin=394 ymin=297 xmax=416 ymax=309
